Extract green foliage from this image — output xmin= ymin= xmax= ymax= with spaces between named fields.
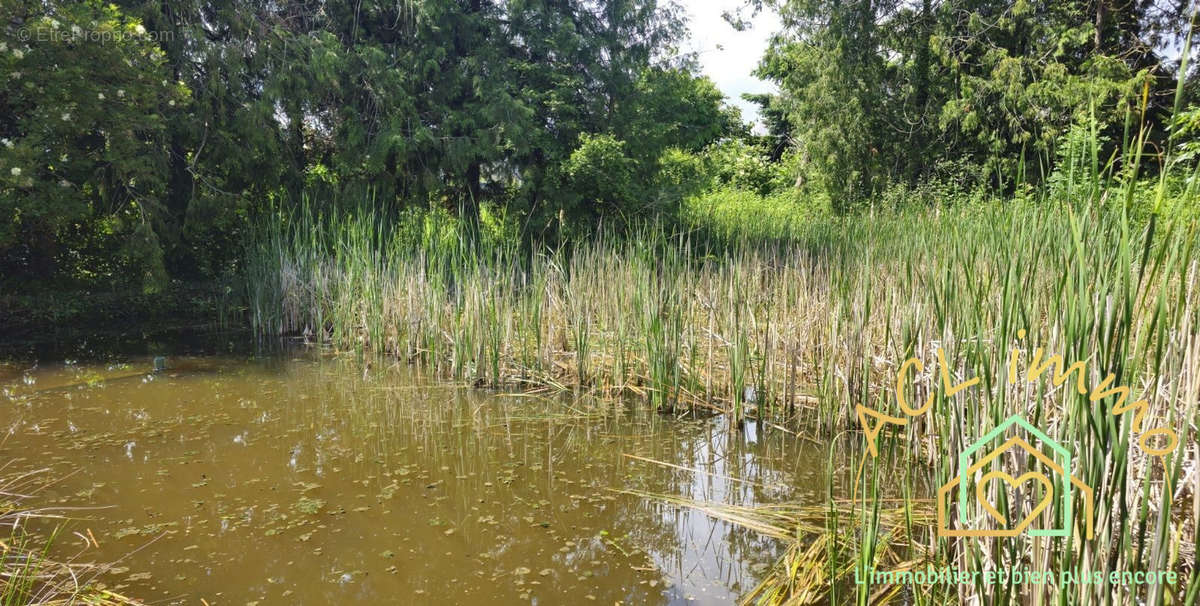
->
xmin=875 ymin=167 xmax=992 ymax=211
xmin=478 ymin=203 xmax=521 ymax=250
xmin=654 ymin=148 xmax=711 ymax=207
xmin=1 ymin=0 xmax=725 ymax=289
xmin=1165 ymin=104 xmax=1200 ymax=219
xmin=5 ymin=0 xmax=1192 ymax=300
xmin=0 ymin=1 xmax=186 ymax=289
xmin=1171 ymin=104 xmax=1200 ymax=169
xmin=932 ymin=11 xmax=1143 ymax=177
xmin=703 ymin=140 xmax=790 ymax=196
xmin=617 ymin=67 xmax=745 ymax=162
xmin=756 ymin=0 xmax=891 ymax=209
xmin=560 ymin=133 xmax=640 ymax=224
xmin=387 ymin=206 xmax=460 ymax=253
xmin=755 ymin=0 xmax=1194 ymax=210
xmin=119 ymin=222 xmax=169 ymax=294
xmin=683 ymin=187 xmax=830 ymax=242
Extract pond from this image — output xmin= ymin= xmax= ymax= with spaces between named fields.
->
xmin=1 ymin=344 xmax=829 ymax=604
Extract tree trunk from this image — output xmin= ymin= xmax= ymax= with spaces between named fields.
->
xmin=25 ymin=217 xmax=58 ymax=281
xmin=463 ymin=161 xmax=482 ymax=221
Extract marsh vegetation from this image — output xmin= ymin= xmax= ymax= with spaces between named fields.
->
xmin=242 ymin=140 xmax=1200 ymax=603
xmin=4 ymin=0 xmax=1200 ymax=604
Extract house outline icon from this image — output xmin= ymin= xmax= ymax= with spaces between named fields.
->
xmin=937 ymin=414 xmax=1094 ymax=539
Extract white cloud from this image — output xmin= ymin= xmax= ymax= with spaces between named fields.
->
xmin=677 ymin=0 xmax=781 ymax=132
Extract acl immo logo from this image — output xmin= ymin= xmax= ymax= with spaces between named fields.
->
xmin=936 ymin=415 xmax=1093 ymax=538
xmin=858 ymin=334 xmax=1178 ymax=539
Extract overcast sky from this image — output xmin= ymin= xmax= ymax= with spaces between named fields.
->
xmin=677 ymin=0 xmax=782 ymax=131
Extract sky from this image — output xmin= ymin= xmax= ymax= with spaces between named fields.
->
xmin=677 ymin=0 xmax=782 ymax=132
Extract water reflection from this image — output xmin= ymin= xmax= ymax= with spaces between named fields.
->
xmin=1 ymin=351 xmax=828 ymax=604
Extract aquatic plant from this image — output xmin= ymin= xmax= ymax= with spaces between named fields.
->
xmin=0 ymin=466 xmax=139 ymax=605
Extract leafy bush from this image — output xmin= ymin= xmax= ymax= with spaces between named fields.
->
xmin=654 ymin=148 xmax=711 ymax=209
xmin=0 ymin=1 xmax=188 ymax=291
xmin=560 ymin=133 xmax=639 ymax=222
xmin=1169 ymin=104 xmax=1200 ymax=183
xmin=876 ymin=160 xmax=992 ymax=211
xmin=703 ymin=140 xmax=782 ymax=196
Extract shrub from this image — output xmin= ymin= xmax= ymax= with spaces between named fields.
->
xmin=560 ymin=133 xmax=639 ymax=222
xmin=654 ymin=148 xmax=711 ymax=209
xmin=704 ymin=140 xmax=782 ymax=196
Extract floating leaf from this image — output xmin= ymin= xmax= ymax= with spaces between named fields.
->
xmin=293 ymin=497 xmax=325 ymax=515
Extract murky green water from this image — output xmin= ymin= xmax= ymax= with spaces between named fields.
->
xmin=2 ymin=347 xmax=825 ymax=604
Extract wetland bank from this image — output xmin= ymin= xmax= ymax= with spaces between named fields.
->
xmin=7 ymin=186 xmax=1198 ymax=604
xmin=4 ymin=1 xmax=1200 ymax=604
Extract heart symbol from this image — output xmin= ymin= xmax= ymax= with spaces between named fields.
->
xmin=976 ymin=470 xmax=1054 ymax=531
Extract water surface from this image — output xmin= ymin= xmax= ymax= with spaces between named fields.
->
xmin=2 ymin=349 xmax=825 ymax=604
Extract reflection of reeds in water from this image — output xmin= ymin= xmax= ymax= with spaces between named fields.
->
xmin=269 ymin=359 xmax=813 ymax=595
xmin=622 ymin=487 xmax=935 ymax=605
xmin=0 ymin=465 xmax=139 ymax=605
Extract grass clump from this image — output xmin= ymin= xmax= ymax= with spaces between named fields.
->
xmin=681 ymin=187 xmax=832 ymax=243
xmin=1 ymin=467 xmax=140 ymax=605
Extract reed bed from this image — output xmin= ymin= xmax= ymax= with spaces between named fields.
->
xmin=245 ymin=190 xmax=1199 ymax=603
xmin=245 ymin=88 xmax=1200 ymax=603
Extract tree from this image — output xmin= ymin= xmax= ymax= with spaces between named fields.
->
xmin=756 ymin=0 xmax=893 ymax=210
xmin=0 ymin=1 xmax=186 ymax=289
xmin=0 ymin=0 xmax=734 ymax=286
xmin=749 ymin=0 xmax=1194 ymax=209
xmin=616 ymin=67 xmax=744 ymax=162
